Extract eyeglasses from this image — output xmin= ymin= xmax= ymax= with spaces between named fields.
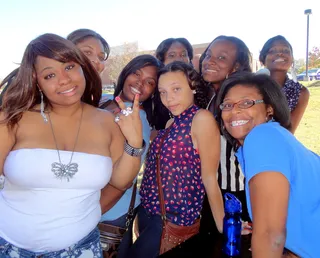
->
xmin=219 ymin=99 xmax=264 ymax=111
xmin=267 ymin=48 xmax=291 ymax=55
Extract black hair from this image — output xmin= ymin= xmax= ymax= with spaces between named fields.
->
xmin=215 ymin=72 xmax=292 ymax=150
xmin=259 ymin=35 xmax=293 ymax=65
xmin=113 ymin=54 xmax=162 ymax=126
xmin=67 ymin=29 xmax=110 ymax=61
xmin=157 ymin=61 xmax=210 ymax=109
xmin=199 ymin=35 xmax=252 ymax=75
xmin=155 ymin=38 xmax=194 ymax=63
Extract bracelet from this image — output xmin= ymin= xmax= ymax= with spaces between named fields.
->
xmin=124 ymin=140 xmax=146 ymax=157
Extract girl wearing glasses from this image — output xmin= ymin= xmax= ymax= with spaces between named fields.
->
xmin=216 ymin=72 xmax=320 ymax=258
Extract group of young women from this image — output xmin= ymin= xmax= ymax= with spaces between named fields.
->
xmin=0 ymin=29 xmax=319 ymax=258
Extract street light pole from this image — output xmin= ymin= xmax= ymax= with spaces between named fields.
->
xmin=304 ymin=9 xmax=312 ymax=81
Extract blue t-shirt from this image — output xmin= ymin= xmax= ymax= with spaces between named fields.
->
xmin=101 ymin=101 xmax=151 ymax=221
xmin=236 ymin=122 xmax=320 ymax=257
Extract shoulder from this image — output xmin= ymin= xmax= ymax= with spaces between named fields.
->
xmin=244 ymin=122 xmax=291 ymax=153
xmin=85 ymin=104 xmax=115 ymax=124
xmin=241 ymin=123 xmax=294 ymax=181
xmin=246 ymin=122 xmax=285 ymax=141
xmin=298 ymin=86 xmax=310 ymax=103
xmin=193 ymin=109 xmax=215 ymax=123
xmin=192 ymin=108 xmax=219 ymax=133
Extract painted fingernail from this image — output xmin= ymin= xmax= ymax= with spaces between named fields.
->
xmin=115 ymin=96 xmax=121 ymax=102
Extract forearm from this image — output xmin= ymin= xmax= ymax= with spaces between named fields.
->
xmin=100 ymin=184 xmax=126 ymax=214
xmin=110 ymin=153 xmax=141 ymax=191
xmin=251 ymin=230 xmax=286 ymax=258
xmin=203 ymin=175 xmax=224 ymax=233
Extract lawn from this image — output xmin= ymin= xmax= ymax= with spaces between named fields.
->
xmin=295 ymin=85 xmax=320 ymax=154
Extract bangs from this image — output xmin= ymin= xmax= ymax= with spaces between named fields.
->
xmin=28 ymin=34 xmax=82 ymax=65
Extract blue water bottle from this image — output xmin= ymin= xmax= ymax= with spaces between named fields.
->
xmin=222 ymin=193 xmax=242 ymax=257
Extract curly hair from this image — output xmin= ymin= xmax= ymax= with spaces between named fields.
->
xmin=157 ymin=61 xmax=210 ymax=109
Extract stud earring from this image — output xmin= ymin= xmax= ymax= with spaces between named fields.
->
xmin=192 ymin=90 xmax=196 ymax=94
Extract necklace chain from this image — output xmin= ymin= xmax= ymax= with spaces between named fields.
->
xmin=206 ymin=92 xmax=216 ymax=110
xmin=48 ymin=105 xmax=84 ymax=181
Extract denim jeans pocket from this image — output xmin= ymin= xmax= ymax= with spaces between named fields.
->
xmin=0 ymin=237 xmax=9 ymax=255
xmin=71 ymin=228 xmax=102 ymax=257
xmin=74 ymin=227 xmax=100 ymax=250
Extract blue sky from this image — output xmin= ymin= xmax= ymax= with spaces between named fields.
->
xmin=0 ymin=0 xmax=319 ymax=79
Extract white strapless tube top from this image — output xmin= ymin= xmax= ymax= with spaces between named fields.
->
xmin=0 ymin=148 xmax=112 ymax=252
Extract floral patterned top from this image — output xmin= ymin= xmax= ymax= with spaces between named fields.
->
xmin=140 ymin=105 xmax=204 ymax=226
xmin=282 ymin=79 xmax=302 ymax=111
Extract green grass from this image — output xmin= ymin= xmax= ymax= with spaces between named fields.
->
xmin=295 ymin=86 xmax=320 ymax=154
xmin=300 ymin=81 xmax=318 ymax=87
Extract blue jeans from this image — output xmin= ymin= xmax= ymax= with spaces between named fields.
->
xmin=123 ymin=206 xmax=163 ymax=258
xmin=0 ymin=227 xmax=102 ymax=258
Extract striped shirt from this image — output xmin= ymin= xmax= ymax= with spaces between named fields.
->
xmin=207 ymin=94 xmax=244 ymax=192
xmin=218 ymin=135 xmax=245 ymax=191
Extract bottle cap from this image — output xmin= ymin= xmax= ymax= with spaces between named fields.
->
xmin=224 ymin=193 xmax=242 ymax=213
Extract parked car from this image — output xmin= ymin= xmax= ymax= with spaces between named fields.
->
xmin=297 ymin=68 xmax=320 ymax=81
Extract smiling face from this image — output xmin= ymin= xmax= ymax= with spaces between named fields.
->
xmin=221 ymin=84 xmax=273 ymax=145
xmin=164 ymin=42 xmax=190 ymax=65
xmin=76 ymin=37 xmax=106 ymax=75
xmin=202 ymin=39 xmax=238 ymax=84
xmin=35 ymin=56 xmax=86 ymax=106
xmin=121 ymin=65 xmax=157 ymax=102
xmin=264 ymin=40 xmax=293 ymax=72
xmin=158 ymin=71 xmax=194 ymax=116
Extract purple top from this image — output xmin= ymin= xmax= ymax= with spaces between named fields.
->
xmin=140 ymin=105 xmax=204 ymax=226
xmin=282 ymin=79 xmax=302 ymax=111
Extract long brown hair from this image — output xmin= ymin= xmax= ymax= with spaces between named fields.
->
xmin=0 ymin=33 xmax=102 ymax=129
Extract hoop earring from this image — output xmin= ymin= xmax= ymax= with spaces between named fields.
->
xmin=39 ymin=89 xmax=48 ymax=123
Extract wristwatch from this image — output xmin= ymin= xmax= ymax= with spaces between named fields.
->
xmin=124 ymin=140 xmax=146 ymax=157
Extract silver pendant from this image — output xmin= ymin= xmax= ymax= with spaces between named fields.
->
xmin=51 ymin=162 xmax=78 ymax=181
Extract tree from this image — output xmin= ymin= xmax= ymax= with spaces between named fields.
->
xmin=308 ymin=46 xmax=320 ymax=69
xmin=105 ymin=42 xmax=139 ymax=84
xmin=101 ymin=42 xmax=154 ymax=86
xmin=294 ymin=58 xmax=306 ymax=74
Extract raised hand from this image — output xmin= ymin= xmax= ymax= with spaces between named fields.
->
xmin=114 ymin=94 xmax=143 ymax=148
